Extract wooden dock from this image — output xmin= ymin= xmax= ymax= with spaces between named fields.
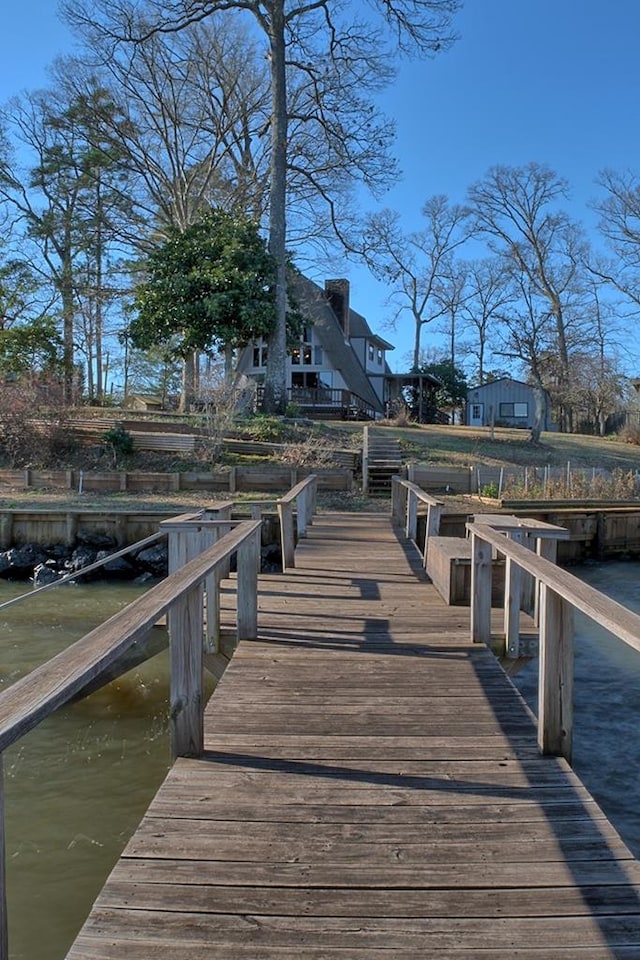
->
xmin=66 ymin=513 xmax=640 ymax=958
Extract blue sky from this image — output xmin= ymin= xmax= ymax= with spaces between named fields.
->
xmin=2 ymin=1 xmax=640 ymax=372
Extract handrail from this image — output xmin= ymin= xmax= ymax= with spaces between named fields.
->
xmin=467 ymin=520 xmax=640 ymax=762
xmin=276 ymin=474 xmax=318 ymax=570
xmin=391 ymin=476 xmax=444 ymax=567
xmin=0 ymin=516 xmax=261 ymax=960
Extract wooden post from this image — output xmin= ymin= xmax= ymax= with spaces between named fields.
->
xmin=297 ymin=486 xmax=309 ymax=538
xmin=535 ymin=538 xmax=558 ymax=626
xmin=538 ymin=583 xmax=574 ymax=761
xmin=0 ymin=514 xmax=13 ymax=551
xmin=405 ymin=490 xmax=418 ymax=541
xmin=169 ymin=582 xmax=204 ymax=760
xmin=236 ymin=526 xmax=259 ymax=640
xmin=278 ymin=500 xmax=295 ymax=570
xmin=65 ymin=512 xmax=78 ymax=547
xmin=504 ymin=531 xmax=524 ymax=658
xmin=422 ymin=501 xmax=442 ymax=568
xmin=471 ymin=530 xmax=492 ymax=645
xmin=0 ymin=756 xmax=7 ymax=960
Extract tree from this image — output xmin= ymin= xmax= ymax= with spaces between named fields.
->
xmin=0 ymin=316 xmax=64 ymax=379
xmin=0 ymin=80 xmax=131 ymax=403
xmin=468 ymin=163 xmax=589 ymax=430
xmin=64 ymin=0 xmax=461 ymax=413
xmin=420 ymin=355 xmax=467 ymax=408
xmin=594 ymin=168 xmax=640 ymax=305
xmin=363 ymin=195 xmax=470 ymax=370
xmin=459 ymin=258 xmax=514 ymax=384
xmin=492 ymin=273 xmax=555 ymax=443
xmin=128 ymin=209 xmax=278 ymax=387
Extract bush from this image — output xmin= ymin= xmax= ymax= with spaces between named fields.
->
xmin=103 ymin=424 xmax=134 ymax=465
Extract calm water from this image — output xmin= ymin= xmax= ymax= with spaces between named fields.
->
xmin=2 ymin=563 xmax=640 ymax=957
xmin=512 ymin=559 xmax=640 ymax=857
xmin=0 ymin=581 xmax=172 ymax=960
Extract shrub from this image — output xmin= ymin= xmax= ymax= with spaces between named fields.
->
xmin=103 ymin=424 xmax=134 ymax=465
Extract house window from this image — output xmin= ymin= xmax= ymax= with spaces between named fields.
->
xmin=472 ymin=404 xmax=482 ymax=420
xmin=291 ymin=327 xmax=315 ymax=365
xmin=377 ymin=348 xmax=383 ymax=365
xmin=253 ymin=340 xmax=268 ymax=368
xmin=499 ymin=401 xmax=528 ymax=418
xmin=368 ymin=343 xmax=375 ymax=362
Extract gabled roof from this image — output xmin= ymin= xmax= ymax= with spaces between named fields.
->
xmin=292 ymin=275 xmax=385 ymax=411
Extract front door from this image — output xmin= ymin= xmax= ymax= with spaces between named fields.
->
xmin=469 ymin=402 xmax=484 ymax=426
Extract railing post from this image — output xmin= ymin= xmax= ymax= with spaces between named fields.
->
xmin=296 ymin=486 xmax=309 ymax=538
xmin=0 ymin=756 xmax=7 ymax=960
xmin=278 ymin=500 xmax=295 ymax=570
xmin=405 ymin=489 xmax=418 ymax=541
xmin=422 ymin=501 xmax=443 ymax=568
xmin=538 ymin=584 xmax=574 ymax=761
xmin=236 ymin=525 xmax=260 ymax=640
xmin=504 ymin=531 xmax=524 ymax=658
xmin=535 ymin=538 xmax=558 ymax=626
xmin=169 ymin=581 xmax=204 ymax=760
xmin=471 ymin=530 xmax=492 ymax=645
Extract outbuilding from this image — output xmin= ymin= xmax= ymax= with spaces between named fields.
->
xmin=466 ymin=377 xmax=555 ymax=431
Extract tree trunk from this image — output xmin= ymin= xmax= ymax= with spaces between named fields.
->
xmin=530 ymin=382 xmax=545 ymax=444
xmin=61 ymin=238 xmax=75 ymax=406
xmin=262 ymin=0 xmax=288 ymax=415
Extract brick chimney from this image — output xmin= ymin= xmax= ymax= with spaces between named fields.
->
xmin=325 ymin=279 xmax=350 ymax=339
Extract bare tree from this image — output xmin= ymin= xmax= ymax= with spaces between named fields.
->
xmin=493 ymin=274 xmax=554 ymax=443
xmin=468 ymin=162 xmax=589 ymax=430
xmin=459 ymin=257 xmax=514 ymax=384
xmin=363 ymin=195 xmax=470 ymax=369
xmin=63 ymin=0 xmax=461 ymax=412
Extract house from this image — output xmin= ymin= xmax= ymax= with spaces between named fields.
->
xmin=466 ymin=377 xmax=555 ymax=431
xmin=122 ymin=393 xmax=166 ymax=412
xmin=236 ymin=276 xmax=395 ymax=419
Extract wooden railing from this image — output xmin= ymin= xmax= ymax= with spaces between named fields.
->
xmin=277 ymin=474 xmax=318 ymax=570
xmin=391 ymin=476 xmax=444 ymax=567
xmin=467 ymin=520 xmax=640 ymax=764
xmin=0 ymin=517 xmax=261 ymax=960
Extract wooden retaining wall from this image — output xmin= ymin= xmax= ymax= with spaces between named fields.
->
xmin=0 ymin=466 xmax=352 ymax=496
xmin=0 ymin=509 xmax=282 ymax=550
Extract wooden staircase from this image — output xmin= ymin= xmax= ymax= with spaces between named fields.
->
xmin=363 ymin=426 xmax=403 ymax=495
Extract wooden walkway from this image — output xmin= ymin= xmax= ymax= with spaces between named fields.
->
xmin=67 ymin=513 xmax=640 ymax=958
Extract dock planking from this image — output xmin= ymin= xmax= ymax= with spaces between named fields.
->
xmin=66 ymin=512 xmax=640 ymax=958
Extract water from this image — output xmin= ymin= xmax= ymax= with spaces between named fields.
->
xmin=0 ymin=581 xmax=172 ymax=960
xmin=512 ymin=559 xmax=640 ymax=857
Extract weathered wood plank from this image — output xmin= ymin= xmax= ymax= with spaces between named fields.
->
xmin=63 ymin=512 xmax=640 ymax=959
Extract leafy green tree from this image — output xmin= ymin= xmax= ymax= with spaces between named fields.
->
xmin=128 ymin=209 xmax=277 ymax=366
xmin=0 ymin=316 xmax=64 ymax=378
